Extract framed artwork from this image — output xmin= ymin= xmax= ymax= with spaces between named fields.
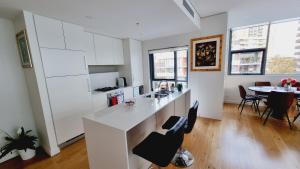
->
xmin=16 ymin=30 xmax=33 ymax=68
xmin=190 ymin=34 xmax=223 ymax=71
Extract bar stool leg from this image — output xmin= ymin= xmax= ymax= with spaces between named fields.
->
xmin=171 ymin=148 xmax=194 ymax=167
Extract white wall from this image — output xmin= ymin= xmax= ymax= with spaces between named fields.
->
xmin=224 ymin=0 xmax=300 ymax=104
xmin=142 ymin=13 xmax=228 ymax=120
xmin=0 ymin=18 xmax=37 ymax=162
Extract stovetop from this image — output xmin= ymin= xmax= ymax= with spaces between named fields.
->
xmin=94 ymin=87 xmax=119 ymax=92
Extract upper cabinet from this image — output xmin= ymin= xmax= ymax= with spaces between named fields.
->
xmin=94 ymin=34 xmax=124 ymax=65
xmin=63 ymin=22 xmax=85 ymax=51
xmin=34 ymin=15 xmax=65 ymax=49
xmin=130 ymin=39 xmax=144 ymax=87
xmin=83 ymin=32 xmax=97 ymax=65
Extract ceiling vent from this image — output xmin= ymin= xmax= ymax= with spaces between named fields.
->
xmin=183 ymin=0 xmax=194 ymax=18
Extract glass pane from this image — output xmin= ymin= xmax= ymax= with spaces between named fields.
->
xmin=176 ymin=50 xmax=188 ymax=81
xmin=152 ymin=81 xmax=175 ymax=91
xmin=231 ymin=24 xmax=268 ymax=50
xmin=153 ymin=52 xmax=175 ymax=79
xmin=231 ymin=51 xmax=263 ymax=74
xmin=266 ymin=19 xmax=300 ymax=74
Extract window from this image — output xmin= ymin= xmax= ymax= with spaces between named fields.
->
xmin=229 ymin=18 xmax=300 ymax=75
xmin=149 ymin=47 xmax=188 ymax=90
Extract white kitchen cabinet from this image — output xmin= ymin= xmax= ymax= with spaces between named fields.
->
xmin=123 ymin=87 xmax=133 ymax=100
xmin=130 ymin=39 xmax=144 ymax=87
xmin=91 ymin=93 xmax=108 ymax=112
xmin=63 ymin=22 xmax=85 ymax=51
xmin=40 ymin=48 xmax=88 ymax=77
xmin=112 ymin=38 xmax=124 ymax=65
xmin=94 ymin=34 xmax=124 ymax=65
xmin=119 ymin=39 xmax=144 ymax=87
xmin=34 ymin=15 xmax=65 ymax=49
xmin=83 ymin=32 xmax=96 ymax=65
xmin=94 ymin=34 xmax=114 ymax=65
xmin=46 ymin=75 xmax=92 ymax=144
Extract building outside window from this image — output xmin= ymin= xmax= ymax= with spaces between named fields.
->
xmin=149 ymin=47 xmax=188 ymax=90
xmin=229 ymin=18 xmax=300 ymax=75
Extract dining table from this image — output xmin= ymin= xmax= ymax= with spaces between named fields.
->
xmin=248 ymin=86 xmax=299 ymax=119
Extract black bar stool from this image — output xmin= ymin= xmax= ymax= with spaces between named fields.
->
xmin=161 ymin=101 xmax=199 ymax=167
xmin=133 ymin=116 xmax=187 ymax=169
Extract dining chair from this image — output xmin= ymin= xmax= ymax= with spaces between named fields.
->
xmin=254 ymin=81 xmax=271 ymax=106
xmin=262 ymin=91 xmax=294 ymax=129
xmin=238 ymin=85 xmax=260 ymax=115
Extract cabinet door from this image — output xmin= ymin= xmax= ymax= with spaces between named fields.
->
xmin=40 ymin=48 xmax=88 ymax=77
xmin=94 ymin=34 xmax=114 ymax=65
xmin=83 ymin=32 xmax=96 ymax=65
xmin=34 ymin=15 xmax=65 ymax=49
xmin=130 ymin=40 xmax=144 ymax=86
xmin=112 ymin=38 xmax=124 ymax=65
xmin=63 ymin=22 xmax=85 ymax=51
xmin=174 ymin=94 xmax=186 ymax=116
xmin=91 ymin=93 xmax=108 ymax=112
xmin=46 ymin=75 xmax=92 ymax=144
xmin=123 ymin=87 xmax=133 ymax=100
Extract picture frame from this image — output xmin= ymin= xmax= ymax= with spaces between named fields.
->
xmin=16 ymin=30 xmax=33 ymax=68
xmin=190 ymin=34 xmax=223 ymax=71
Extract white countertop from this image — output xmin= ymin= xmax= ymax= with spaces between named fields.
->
xmin=83 ymin=89 xmax=190 ymax=131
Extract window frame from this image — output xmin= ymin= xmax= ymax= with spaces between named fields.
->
xmin=149 ymin=47 xmax=188 ymax=91
xmin=228 ymin=27 xmax=269 ymax=75
xmin=228 ymin=18 xmax=300 ymax=75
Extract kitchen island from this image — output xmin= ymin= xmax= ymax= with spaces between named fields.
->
xmin=83 ymin=89 xmax=191 ymax=169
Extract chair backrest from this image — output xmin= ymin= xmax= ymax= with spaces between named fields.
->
xmin=238 ymin=85 xmax=246 ymax=99
xmin=255 ymin=82 xmax=271 ymax=95
xmin=165 ymin=116 xmax=187 ymax=148
xmin=185 ymin=101 xmax=199 ymax=133
xmin=268 ymin=91 xmax=294 ymax=113
xmin=255 ymin=81 xmax=271 ymax=86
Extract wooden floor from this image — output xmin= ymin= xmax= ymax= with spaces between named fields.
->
xmin=1 ymin=103 xmax=300 ymax=169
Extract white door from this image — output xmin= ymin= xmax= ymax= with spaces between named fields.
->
xmin=40 ymin=48 xmax=88 ymax=77
xmin=83 ymin=32 xmax=96 ymax=65
xmin=130 ymin=40 xmax=144 ymax=86
xmin=94 ymin=34 xmax=114 ymax=65
xmin=63 ymin=22 xmax=85 ymax=51
xmin=46 ymin=75 xmax=92 ymax=144
xmin=34 ymin=15 xmax=65 ymax=49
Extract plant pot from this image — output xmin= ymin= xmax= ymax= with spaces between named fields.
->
xmin=18 ymin=149 xmax=36 ymax=160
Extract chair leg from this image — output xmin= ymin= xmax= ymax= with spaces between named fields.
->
xmin=293 ymin=112 xmax=300 ymax=122
xmin=240 ymin=100 xmax=246 ymax=115
xmin=263 ymin=110 xmax=273 ymax=125
xmin=286 ymin=113 xmax=293 ymax=129
xmin=255 ymin=101 xmax=260 ymax=116
xmin=238 ymin=100 xmax=243 ymax=110
xmin=260 ymin=106 xmax=269 ymax=119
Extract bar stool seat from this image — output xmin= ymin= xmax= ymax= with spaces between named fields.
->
xmin=133 ymin=117 xmax=187 ymax=168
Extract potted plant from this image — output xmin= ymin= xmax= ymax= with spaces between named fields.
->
xmin=176 ymin=83 xmax=183 ymax=92
xmin=0 ymin=127 xmax=37 ymax=160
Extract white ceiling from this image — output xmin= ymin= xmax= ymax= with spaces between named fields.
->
xmin=0 ymin=0 xmax=295 ymax=40
xmin=0 ymin=0 xmax=202 ymax=40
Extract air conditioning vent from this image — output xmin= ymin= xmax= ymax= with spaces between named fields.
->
xmin=183 ymin=0 xmax=194 ymax=18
